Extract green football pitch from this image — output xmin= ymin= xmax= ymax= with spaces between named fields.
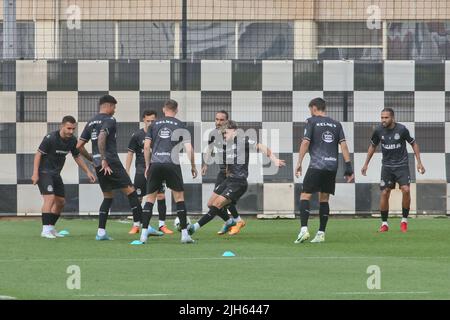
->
xmin=1 ymin=217 xmax=450 ymax=300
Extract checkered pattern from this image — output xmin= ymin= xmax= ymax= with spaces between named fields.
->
xmin=0 ymin=59 xmax=448 ymax=215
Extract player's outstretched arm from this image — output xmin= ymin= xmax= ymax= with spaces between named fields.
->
xmin=411 ymin=142 xmax=426 ymax=174
xmin=185 ymin=142 xmax=198 ymax=178
xmin=361 ymin=144 xmax=376 ymax=176
xmin=340 ymin=141 xmax=354 ymax=183
xmin=295 ymin=139 xmax=310 ymax=178
xmin=31 ymin=151 xmax=42 ymax=185
xmin=256 ymin=143 xmax=286 ymax=167
xmin=74 ymin=156 xmax=96 ymax=183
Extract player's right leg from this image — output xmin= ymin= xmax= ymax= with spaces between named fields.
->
xmin=37 ymin=173 xmax=57 ymax=239
xmin=41 ymin=194 xmax=57 ymax=239
xmin=190 ymin=194 xmax=233 ymax=237
xmin=157 ymin=185 xmax=173 ymax=234
xmin=129 ymin=173 xmax=146 ymax=234
xmin=94 ymin=166 xmax=114 ymax=240
xmin=50 ymin=196 xmax=66 ymax=237
xmin=96 ymin=191 xmax=114 ymax=240
xmin=379 ymin=188 xmax=391 ymax=232
xmin=295 ymin=169 xmax=321 ymax=243
xmin=379 ymin=167 xmax=395 ymax=232
xmin=295 ymin=192 xmax=312 ymax=243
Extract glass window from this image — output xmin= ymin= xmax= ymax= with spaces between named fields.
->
xmin=59 ymin=21 xmax=115 ymax=59
xmin=0 ymin=21 xmax=35 ymax=59
xmin=119 ymin=21 xmax=175 ymax=59
xmin=318 ymin=22 xmax=382 ymax=46
xmin=387 ymin=21 xmax=450 ymax=60
xmin=238 ymin=22 xmax=294 ymax=59
xmin=318 ymin=47 xmax=383 ymax=60
xmin=186 ymin=21 xmax=235 ymax=60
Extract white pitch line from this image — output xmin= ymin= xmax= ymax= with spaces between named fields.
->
xmin=335 ymin=291 xmax=431 ymax=295
xmin=0 ymin=256 xmax=449 ymax=263
xmin=0 ymin=295 xmax=17 ymax=300
xmin=76 ymin=293 xmax=170 ymax=297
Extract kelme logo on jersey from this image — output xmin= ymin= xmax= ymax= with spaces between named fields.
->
xmin=322 ymin=131 xmax=334 ymax=143
xmin=158 ymin=127 xmax=172 ymax=139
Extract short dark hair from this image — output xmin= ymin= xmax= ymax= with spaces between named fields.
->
xmin=381 ymin=107 xmax=395 ymax=117
xmin=308 ymin=97 xmax=326 ymax=111
xmin=61 ymin=115 xmax=76 ymax=124
xmin=225 ymin=120 xmax=238 ymax=130
xmin=142 ymin=110 xmax=157 ymax=118
xmin=216 ymin=110 xmax=229 ymax=120
xmin=99 ymin=94 xmax=117 ymax=106
xmin=164 ymin=99 xmax=178 ymax=111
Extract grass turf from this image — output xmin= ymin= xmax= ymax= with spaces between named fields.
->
xmin=0 ymin=217 xmax=449 ymax=300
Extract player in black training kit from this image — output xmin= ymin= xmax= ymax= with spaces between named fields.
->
xmin=294 ymin=98 xmax=354 ymax=243
xmin=361 ymin=108 xmax=425 ymax=233
xmin=139 ymin=99 xmax=198 ymax=244
xmin=189 ymin=120 xmax=285 ymax=238
xmin=201 ymin=111 xmax=247 ymax=235
xmin=76 ymin=95 xmax=144 ymax=241
xmin=125 ymin=110 xmax=171 ymax=235
xmin=31 ymin=116 xmax=96 ymax=239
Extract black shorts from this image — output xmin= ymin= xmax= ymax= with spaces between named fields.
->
xmin=95 ymin=162 xmax=133 ymax=192
xmin=214 ymin=178 xmax=248 ymax=204
xmin=134 ymin=173 xmax=166 ymax=197
xmin=302 ymin=168 xmax=337 ymax=195
xmin=214 ymin=171 xmax=227 ymax=188
xmin=147 ymin=163 xmax=183 ymax=193
xmin=380 ymin=166 xmax=411 ymax=190
xmin=37 ymin=173 xmax=65 ymax=197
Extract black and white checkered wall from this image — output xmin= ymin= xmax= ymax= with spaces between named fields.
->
xmin=1 ymin=59 xmax=449 ymax=215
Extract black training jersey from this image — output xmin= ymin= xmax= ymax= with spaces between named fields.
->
xmin=370 ymin=123 xmax=414 ymax=168
xmin=145 ymin=116 xmax=188 ymax=164
xmin=38 ymin=130 xmax=80 ymax=174
xmin=303 ymin=116 xmax=345 ymax=172
xmin=208 ymin=128 xmax=226 ymax=173
xmin=128 ymin=128 xmax=147 ymax=174
xmin=224 ymin=136 xmax=257 ymax=180
xmin=80 ymin=113 xmax=121 ymax=167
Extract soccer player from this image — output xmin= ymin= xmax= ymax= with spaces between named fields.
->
xmin=294 ymin=98 xmax=354 ymax=244
xmin=361 ymin=108 xmax=425 ymax=232
xmin=125 ymin=110 xmax=171 ymax=235
xmin=76 ymin=94 xmax=145 ymax=241
xmin=31 ymin=116 xmax=96 ymax=239
xmin=201 ymin=111 xmax=246 ymax=235
xmin=189 ymin=120 xmax=285 ymax=237
xmin=139 ymin=99 xmax=198 ymax=244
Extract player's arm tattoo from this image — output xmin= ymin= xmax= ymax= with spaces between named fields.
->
xmin=79 ymin=145 xmax=93 ymax=162
xmin=98 ymin=131 xmax=108 ymax=161
xmin=74 ymin=155 xmax=90 ymax=174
